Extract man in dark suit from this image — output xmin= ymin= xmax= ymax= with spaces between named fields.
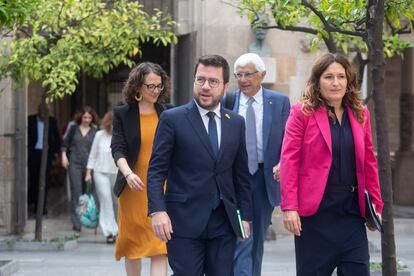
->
xmin=226 ymin=53 xmax=290 ymax=276
xmin=147 ymin=54 xmax=252 ymax=276
xmin=28 ymin=104 xmax=61 ymax=216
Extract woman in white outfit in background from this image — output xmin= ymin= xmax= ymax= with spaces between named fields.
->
xmin=85 ymin=111 xmax=119 ymax=243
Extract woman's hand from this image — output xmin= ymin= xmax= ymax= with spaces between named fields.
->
xmin=283 ymin=210 xmax=302 ymax=236
xmin=365 ymin=204 xmax=382 ymax=231
xmin=85 ymin=169 xmax=92 ymax=183
xmin=61 ymin=152 xmax=69 ymax=169
xmin=125 ymin=172 xmax=145 ymax=191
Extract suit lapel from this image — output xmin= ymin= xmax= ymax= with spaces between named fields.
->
xmin=185 ymin=101 xmax=216 ymax=160
xmin=262 ymin=89 xmax=272 ymax=152
xmin=314 ymin=107 xmax=332 ymax=153
xmin=347 ymin=107 xmax=365 ymax=169
xmin=217 ymin=108 xmax=233 ymax=163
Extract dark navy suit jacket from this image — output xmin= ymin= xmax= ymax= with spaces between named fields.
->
xmin=147 ymin=100 xmax=253 ymax=238
xmin=28 ymin=115 xmax=61 ymax=156
xmin=226 ymin=88 xmax=290 ymax=206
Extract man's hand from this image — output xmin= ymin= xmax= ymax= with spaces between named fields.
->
xmin=151 ymin=211 xmax=173 ymax=242
xmin=240 ymin=220 xmax=251 ymax=240
xmin=273 ymin=163 xmax=280 ymax=181
xmin=283 ymin=210 xmax=302 ymax=236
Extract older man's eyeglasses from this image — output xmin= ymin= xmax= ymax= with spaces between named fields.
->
xmin=194 ymin=77 xmax=222 ymax=88
xmin=234 ymin=71 xmax=259 ymax=79
xmin=143 ymin=83 xmax=164 ymax=92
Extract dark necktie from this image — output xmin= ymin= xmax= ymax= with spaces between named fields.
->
xmin=207 ymin=112 xmax=219 ymax=157
xmin=246 ymin=97 xmax=258 ymax=174
xmin=207 ymin=111 xmax=221 ymax=209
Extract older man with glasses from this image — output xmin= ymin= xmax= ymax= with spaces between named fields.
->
xmin=223 ymin=53 xmax=291 ymax=276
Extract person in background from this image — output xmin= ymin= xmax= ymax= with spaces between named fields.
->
xmin=28 ymin=104 xmax=61 ymax=217
xmin=111 ymin=62 xmax=170 ymax=276
xmin=225 ymin=53 xmax=290 ymax=276
xmin=62 ymin=106 xmax=98 ymax=238
xmin=63 ymin=110 xmax=82 ymax=139
xmin=62 ymin=110 xmax=82 ymax=203
xmin=280 ymin=53 xmax=383 ymax=275
xmin=85 ymin=111 xmax=118 ymax=244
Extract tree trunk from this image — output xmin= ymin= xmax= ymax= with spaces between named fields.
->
xmin=35 ymin=95 xmax=49 ymax=241
xmin=366 ymin=0 xmax=397 ymax=275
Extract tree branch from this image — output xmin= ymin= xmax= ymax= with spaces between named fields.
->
xmin=57 ymin=1 xmax=65 ymax=29
xmin=326 ymin=26 xmax=366 ymax=37
xmin=385 ymin=15 xmax=413 ymax=35
xmin=264 ymin=24 xmax=318 ymax=35
xmin=301 ymin=0 xmax=365 ymax=38
xmin=1 ymin=29 xmax=14 ymax=39
xmin=301 ymin=0 xmax=330 ymax=26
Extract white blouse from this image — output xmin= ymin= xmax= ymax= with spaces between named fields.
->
xmin=87 ymin=130 xmax=118 ymax=174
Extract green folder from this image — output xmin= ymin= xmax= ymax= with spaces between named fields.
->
xmin=237 ymin=209 xmax=246 ymax=239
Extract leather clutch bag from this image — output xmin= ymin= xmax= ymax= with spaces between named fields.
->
xmin=365 ymin=191 xmax=384 ymax=233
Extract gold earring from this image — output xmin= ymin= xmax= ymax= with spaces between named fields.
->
xmin=135 ymin=94 xmax=142 ymax=102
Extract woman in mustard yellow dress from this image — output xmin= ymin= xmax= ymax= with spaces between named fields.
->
xmin=111 ymin=62 xmax=170 ymax=276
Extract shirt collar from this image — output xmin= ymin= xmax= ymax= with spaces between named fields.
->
xmin=240 ymin=87 xmax=263 ymax=104
xmin=194 ymin=99 xmax=221 ymax=118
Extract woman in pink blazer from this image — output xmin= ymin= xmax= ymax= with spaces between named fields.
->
xmin=280 ymin=53 xmax=383 ymax=275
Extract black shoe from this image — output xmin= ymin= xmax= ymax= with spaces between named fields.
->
xmin=106 ymin=235 xmax=115 ymax=244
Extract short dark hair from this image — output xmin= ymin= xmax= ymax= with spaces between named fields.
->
xmin=122 ymin=62 xmax=170 ymax=105
xmin=193 ymin=55 xmax=230 ymax=84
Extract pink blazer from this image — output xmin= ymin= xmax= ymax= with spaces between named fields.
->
xmin=280 ymin=103 xmax=383 ymax=217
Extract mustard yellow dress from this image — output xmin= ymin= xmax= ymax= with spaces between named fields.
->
xmin=115 ymin=112 xmax=167 ymax=260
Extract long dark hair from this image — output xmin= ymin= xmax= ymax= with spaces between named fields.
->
xmin=301 ymin=53 xmax=365 ymax=123
xmin=122 ymin=62 xmax=170 ymax=105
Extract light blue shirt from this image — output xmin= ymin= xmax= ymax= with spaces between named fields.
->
xmin=238 ymin=88 xmax=264 ymax=163
xmin=35 ymin=116 xmax=44 ymax=150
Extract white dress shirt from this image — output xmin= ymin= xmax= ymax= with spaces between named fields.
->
xmin=35 ymin=116 xmax=44 ymax=150
xmin=194 ymin=100 xmax=222 ymax=148
xmin=87 ymin=130 xmax=118 ymax=174
xmin=238 ymin=88 xmax=264 ymax=163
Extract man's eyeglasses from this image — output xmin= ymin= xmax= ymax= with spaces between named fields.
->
xmin=194 ymin=77 xmax=222 ymax=88
xmin=143 ymin=83 xmax=164 ymax=92
xmin=234 ymin=71 xmax=259 ymax=79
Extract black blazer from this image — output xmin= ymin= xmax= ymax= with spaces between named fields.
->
xmin=28 ymin=114 xmax=61 ymax=157
xmin=111 ymin=103 xmax=167 ymax=197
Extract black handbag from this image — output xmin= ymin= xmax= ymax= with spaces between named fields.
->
xmin=365 ymin=191 xmax=384 ymax=233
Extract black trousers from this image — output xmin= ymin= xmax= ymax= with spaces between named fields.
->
xmin=167 ymin=202 xmax=237 ymax=276
xmin=28 ymin=149 xmax=51 ymax=214
xmin=294 ymin=189 xmax=370 ymax=276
